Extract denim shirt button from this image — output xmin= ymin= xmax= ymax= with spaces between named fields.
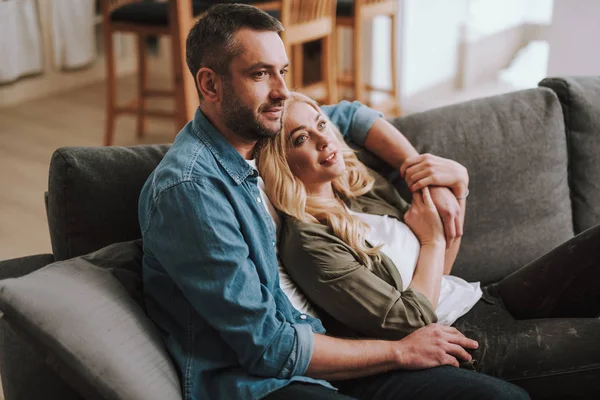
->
xmin=300 ymin=314 xmax=307 ymax=320
xmin=257 ymin=197 xmax=262 ymax=203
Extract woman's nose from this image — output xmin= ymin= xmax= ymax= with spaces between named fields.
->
xmin=317 ymin=135 xmax=330 ymax=150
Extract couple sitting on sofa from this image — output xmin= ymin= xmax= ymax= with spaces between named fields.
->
xmin=139 ymin=4 xmax=600 ymax=400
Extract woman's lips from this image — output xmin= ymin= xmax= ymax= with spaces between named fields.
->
xmin=320 ymin=151 xmax=338 ymax=165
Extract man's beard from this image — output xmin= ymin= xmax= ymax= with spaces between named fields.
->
xmin=221 ymin=80 xmax=282 ymax=141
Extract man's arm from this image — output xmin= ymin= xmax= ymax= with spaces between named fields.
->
xmin=322 ymin=101 xmax=464 ymax=249
xmin=307 ymin=324 xmax=478 ymax=381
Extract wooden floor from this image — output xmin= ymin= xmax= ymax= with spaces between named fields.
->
xmin=0 ymin=74 xmax=176 ymax=261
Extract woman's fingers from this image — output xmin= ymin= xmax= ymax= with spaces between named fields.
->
xmin=421 ymin=187 xmax=435 ymax=207
xmin=412 ymin=190 xmax=422 ymax=207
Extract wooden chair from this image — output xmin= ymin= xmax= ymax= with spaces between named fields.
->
xmin=100 ymin=0 xmax=209 ymax=146
xmin=336 ymin=0 xmax=401 ymax=116
xmin=280 ymin=0 xmax=338 ymax=104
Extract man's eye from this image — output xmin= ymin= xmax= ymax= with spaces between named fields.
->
xmin=253 ymin=71 xmax=267 ymax=78
xmin=281 ymin=68 xmax=289 ymax=76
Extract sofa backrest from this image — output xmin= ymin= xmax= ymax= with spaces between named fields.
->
xmin=47 ymin=87 xmax=577 ymax=285
xmin=47 ymin=145 xmax=170 ymax=261
xmin=539 ymin=77 xmax=600 ymax=234
xmin=376 ymin=87 xmax=574 ymax=285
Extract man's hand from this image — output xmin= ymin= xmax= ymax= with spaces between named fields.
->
xmin=400 ymin=154 xmax=468 ymax=248
xmin=400 ymin=153 xmax=468 ymax=196
xmin=393 ymin=324 xmax=478 ymax=369
xmin=429 ymin=187 xmax=463 ymax=249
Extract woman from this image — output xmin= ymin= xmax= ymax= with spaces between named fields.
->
xmin=258 ymin=92 xmax=600 ymax=386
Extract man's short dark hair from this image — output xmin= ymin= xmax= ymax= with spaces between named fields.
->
xmin=186 ymin=3 xmax=283 ymax=93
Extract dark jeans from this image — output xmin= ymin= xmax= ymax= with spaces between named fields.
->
xmin=265 ymin=367 xmax=528 ymax=400
xmin=453 ymin=223 xmax=600 ymax=398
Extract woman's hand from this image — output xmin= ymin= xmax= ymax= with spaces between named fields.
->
xmin=404 ymin=187 xmax=445 ymax=246
xmin=400 ymin=154 xmax=469 ymax=197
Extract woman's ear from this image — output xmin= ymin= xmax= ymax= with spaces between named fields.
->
xmin=196 ymin=67 xmax=220 ymax=102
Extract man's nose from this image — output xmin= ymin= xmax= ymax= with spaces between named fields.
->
xmin=270 ymin=72 xmax=290 ymax=101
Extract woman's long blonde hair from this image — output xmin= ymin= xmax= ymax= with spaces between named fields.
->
xmin=258 ymin=92 xmax=382 ymax=267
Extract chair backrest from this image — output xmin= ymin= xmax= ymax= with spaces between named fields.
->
xmin=355 ymin=0 xmax=396 ymax=19
xmin=100 ymin=0 xmax=143 ymax=15
xmin=280 ymin=0 xmax=336 ymax=45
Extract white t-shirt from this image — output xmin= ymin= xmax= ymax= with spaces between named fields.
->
xmin=347 ymin=209 xmax=482 ymax=326
xmin=247 ymin=160 xmax=319 ymax=318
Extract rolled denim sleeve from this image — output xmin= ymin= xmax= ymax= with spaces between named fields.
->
xmin=321 ymin=100 xmax=383 ymax=146
xmin=144 ymin=179 xmax=312 ymax=378
xmin=281 ymin=324 xmax=315 ymax=377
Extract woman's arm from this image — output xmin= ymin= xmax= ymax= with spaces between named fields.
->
xmin=280 ymin=223 xmax=437 ymax=340
xmin=408 ymin=243 xmax=446 ymax=308
xmin=404 ymin=189 xmax=447 ymax=308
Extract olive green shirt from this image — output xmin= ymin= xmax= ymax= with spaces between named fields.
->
xmin=279 ymin=170 xmax=438 ymax=340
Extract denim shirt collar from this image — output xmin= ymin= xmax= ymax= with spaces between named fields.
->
xmin=191 ymin=107 xmax=257 ymax=185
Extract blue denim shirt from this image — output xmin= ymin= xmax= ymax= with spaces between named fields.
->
xmin=139 ymin=102 xmax=382 ymax=400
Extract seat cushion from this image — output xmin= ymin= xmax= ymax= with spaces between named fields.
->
xmin=0 ymin=240 xmax=181 ymax=400
xmin=539 ymin=77 xmax=600 ymax=233
xmin=361 ymin=87 xmax=574 ymax=285
xmin=336 ymin=0 xmax=353 ymax=17
xmin=110 ymin=1 xmax=212 ymax=26
xmin=47 ymin=145 xmax=170 ymax=262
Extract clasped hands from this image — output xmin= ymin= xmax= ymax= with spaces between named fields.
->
xmin=400 ymin=154 xmax=469 ymax=249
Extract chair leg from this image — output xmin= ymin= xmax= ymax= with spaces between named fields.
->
xmin=322 ymin=34 xmax=337 ymax=104
xmin=293 ymin=44 xmax=304 ymax=91
xmin=136 ymin=34 xmax=148 ymax=139
xmin=390 ymin=13 xmax=401 ymax=116
xmin=285 ymin=44 xmax=294 ymax=89
xmin=103 ymin=28 xmax=116 ymax=146
xmin=353 ymin=18 xmax=365 ymax=104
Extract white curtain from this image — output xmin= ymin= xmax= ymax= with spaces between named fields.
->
xmin=0 ymin=0 xmax=44 ymax=84
xmin=51 ymin=0 xmax=96 ymax=70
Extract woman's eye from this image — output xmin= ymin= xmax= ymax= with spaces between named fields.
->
xmin=294 ymin=134 xmax=308 ymax=146
xmin=318 ymin=121 xmax=327 ymax=130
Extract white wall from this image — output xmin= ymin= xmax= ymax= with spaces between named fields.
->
xmin=400 ymin=0 xmax=469 ymax=97
xmin=547 ymin=0 xmax=600 ymax=76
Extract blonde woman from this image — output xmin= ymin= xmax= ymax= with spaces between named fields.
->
xmin=258 ymin=91 xmax=600 ymax=393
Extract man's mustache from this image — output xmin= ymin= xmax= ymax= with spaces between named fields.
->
xmin=259 ymin=102 xmax=285 ymax=112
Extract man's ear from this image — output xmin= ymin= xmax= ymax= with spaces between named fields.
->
xmin=196 ymin=67 xmax=221 ymax=102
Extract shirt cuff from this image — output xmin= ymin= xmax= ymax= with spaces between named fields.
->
xmin=279 ymin=323 xmax=315 ymax=378
xmin=348 ymin=104 xmax=384 ymax=147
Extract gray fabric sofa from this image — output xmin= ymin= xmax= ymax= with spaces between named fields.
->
xmin=1 ymin=76 xmax=599 ymax=400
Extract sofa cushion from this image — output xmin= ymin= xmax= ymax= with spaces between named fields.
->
xmin=47 ymin=145 xmax=170 ymax=261
xmin=379 ymin=88 xmax=574 ymax=284
xmin=0 ymin=240 xmax=181 ymax=400
xmin=539 ymin=77 xmax=600 ymax=233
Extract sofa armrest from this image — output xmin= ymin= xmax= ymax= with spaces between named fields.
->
xmin=0 ymin=254 xmax=54 ymax=280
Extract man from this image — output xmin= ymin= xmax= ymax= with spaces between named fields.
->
xmin=138 ymin=4 xmax=529 ymax=400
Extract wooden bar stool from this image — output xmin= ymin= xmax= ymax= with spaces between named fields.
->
xmin=100 ymin=0 xmax=210 ymax=146
xmin=279 ymin=0 xmax=338 ymax=104
xmin=336 ymin=0 xmax=401 ymax=116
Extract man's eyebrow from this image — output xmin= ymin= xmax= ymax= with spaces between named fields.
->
xmin=245 ymin=62 xmax=290 ymax=72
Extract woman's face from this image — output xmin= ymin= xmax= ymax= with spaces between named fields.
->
xmin=284 ymin=101 xmax=346 ymax=192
